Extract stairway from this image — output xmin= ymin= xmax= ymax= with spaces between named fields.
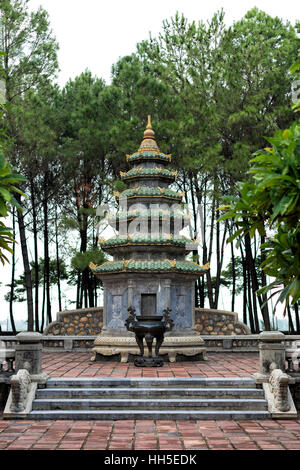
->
xmin=29 ymin=377 xmax=270 ymax=420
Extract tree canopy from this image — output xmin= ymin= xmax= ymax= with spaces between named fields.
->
xmin=1 ymin=2 xmax=300 ymax=332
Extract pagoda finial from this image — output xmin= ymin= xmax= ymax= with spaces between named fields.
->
xmin=139 ymin=115 xmax=159 ymax=151
xmin=146 ymin=115 xmax=152 ymax=129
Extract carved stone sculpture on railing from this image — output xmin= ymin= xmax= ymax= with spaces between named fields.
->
xmin=3 ymin=332 xmax=49 ymax=418
xmin=253 ymin=331 xmax=298 ymax=418
xmin=10 ymin=369 xmax=32 ymax=413
xmin=269 ymin=368 xmax=291 ymax=412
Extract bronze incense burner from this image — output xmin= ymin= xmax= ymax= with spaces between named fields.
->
xmin=125 ymin=306 xmax=174 ymax=367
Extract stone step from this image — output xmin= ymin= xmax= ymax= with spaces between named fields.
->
xmin=36 ymin=386 xmax=265 ymax=400
xmin=29 ymin=409 xmax=270 ymax=420
xmin=45 ymin=377 xmax=257 ymax=389
xmin=28 ymin=376 xmax=270 ymax=420
xmin=32 ymin=397 xmax=268 ymax=411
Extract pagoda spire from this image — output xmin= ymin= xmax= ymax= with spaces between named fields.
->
xmin=139 ymin=115 xmax=159 ymax=152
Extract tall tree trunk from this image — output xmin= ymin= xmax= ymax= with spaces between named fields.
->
xmin=213 ymin=218 xmax=228 ymax=309
xmin=9 ymin=207 xmax=17 ymax=334
xmin=245 ymin=234 xmax=270 ymax=331
xmin=15 ymin=194 xmax=34 ymax=331
xmin=204 ymin=192 xmax=215 ymax=309
xmin=246 ymin=265 xmax=255 ymax=333
xmin=79 ymin=209 xmax=89 ymax=308
xmin=293 ymin=302 xmax=300 ymax=334
xmin=43 ymin=193 xmax=51 ymax=325
xmin=80 ymin=280 xmax=84 ymax=308
xmin=55 ymin=206 xmax=62 ymax=312
xmin=260 ymin=235 xmax=270 ymax=326
xmin=88 ymin=272 xmax=95 ymax=308
xmin=194 ymin=176 xmax=205 ymax=308
xmin=230 ymin=241 xmax=236 ymax=312
xmin=76 ymin=271 xmax=81 ymax=308
xmin=31 ymin=180 xmax=39 ymax=331
xmin=251 ymin=280 xmax=260 ymax=333
xmin=189 ymin=174 xmax=199 ymax=307
xmin=40 ymin=278 xmax=46 ymax=333
xmin=287 ymin=304 xmax=295 ymax=333
xmin=240 ymin=245 xmax=249 ymax=328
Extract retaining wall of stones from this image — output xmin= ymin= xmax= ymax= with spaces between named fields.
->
xmin=195 ymin=308 xmax=251 ymax=335
xmin=43 ymin=306 xmax=250 ymax=337
xmin=43 ymin=307 xmax=103 ymax=336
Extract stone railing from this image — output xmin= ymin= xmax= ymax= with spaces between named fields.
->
xmin=202 ymin=335 xmax=259 ymax=351
xmin=42 ymin=336 xmax=95 ymax=351
xmin=1 ymin=339 xmax=16 ymax=404
xmin=2 ymin=334 xmax=300 ymax=353
xmin=0 ymin=345 xmax=15 ymax=375
xmin=41 ymin=333 xmax=261 ymax=352
xmin=285 ymin=340 xmax=300 ymax=373
xmin=3 ymin=332 xmax=49 ymax=419
xmin=253 ymin=331 xmax=298 ymax=418
xmin=33 ymin=335 xmax=261 ymax=352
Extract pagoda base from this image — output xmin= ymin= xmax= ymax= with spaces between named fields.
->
xmin=90 ymin=333 xmax=207 ymax=363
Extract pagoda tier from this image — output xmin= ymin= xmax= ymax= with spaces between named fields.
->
xmin=106 ymin=209 xmax=192 ymax=233
xmin=90 ymin=117 xmax=209 ymax=341
xmin=94 ymin=115 xmax=205 ymax=269
xmin=91 ymin=115 xmax=208 ymax=277
xmin=97 ymin=234 xmax=199 ymax=260
xmin=91 ymin=259 xmax=209 ymax=275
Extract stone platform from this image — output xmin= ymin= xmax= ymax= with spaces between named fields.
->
xmin=91 ymin=333 xmax=207 ymax=363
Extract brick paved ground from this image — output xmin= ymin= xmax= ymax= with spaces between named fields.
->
xmin=40 ymin=351 xmax=260 ymax=378
xmin=0 ymin=352 xmax=299 ymax=451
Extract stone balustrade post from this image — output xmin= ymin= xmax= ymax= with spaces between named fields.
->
xmin=253 ymin=331 xmax=286 ymax=383
xmin=15 ymin=332 xmax=48 ymax=385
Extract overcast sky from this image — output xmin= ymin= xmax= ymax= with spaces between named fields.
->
xmin=29 ymin=0 xmax=300 ymax=86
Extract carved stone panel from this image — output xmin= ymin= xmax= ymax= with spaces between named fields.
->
xmin=171 ymin=282 xmax=193 ymax=330
xmin=105 ymin=286 xmax=128 ymax=332
xmin=141 ymin=294 xmax=157 ymax=316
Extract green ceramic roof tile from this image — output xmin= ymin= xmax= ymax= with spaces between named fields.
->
xmin=90 ymin=259 xmax=208 ymax=274
xmin=115 ymin=186 xmax=183 ymax=200
xmin=100 ymin=234 xmax=193 ymax=248
xmin=120 ymin=167 xmax=176 ymax=180
xmin=107 ymin=209 xmax=191 ymax=221
xmin=126 ymin=151 xmax=171 ymax=163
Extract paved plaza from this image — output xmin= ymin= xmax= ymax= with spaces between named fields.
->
xmin=0 ymin=352 xmax=299 ymax=451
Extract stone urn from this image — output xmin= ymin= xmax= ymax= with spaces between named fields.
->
xmin=125 ymin=307 xmax=174 ymax=367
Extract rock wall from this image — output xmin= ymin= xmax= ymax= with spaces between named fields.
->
xmin=43 ymin=306 xmax=250 ymax=336
xmin=43 ymin=307 xmax=103 ymax=336
xmin=195 ymin=308 xmax=251 ymax=336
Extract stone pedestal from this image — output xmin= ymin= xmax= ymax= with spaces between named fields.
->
xmin=91 ymin=333 xmax=207 ymax=363
xmin=15 ymin=332 xmax=48 ymax=385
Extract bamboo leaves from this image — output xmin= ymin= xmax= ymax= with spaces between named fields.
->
xmin=220 ymin=121 xmax=300 ymax=313
xmin=0 ymin=151 xmax=26 ymax=264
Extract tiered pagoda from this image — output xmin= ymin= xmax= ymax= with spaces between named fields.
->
xmin=90 ymin=117 xmax=209 ymax=362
